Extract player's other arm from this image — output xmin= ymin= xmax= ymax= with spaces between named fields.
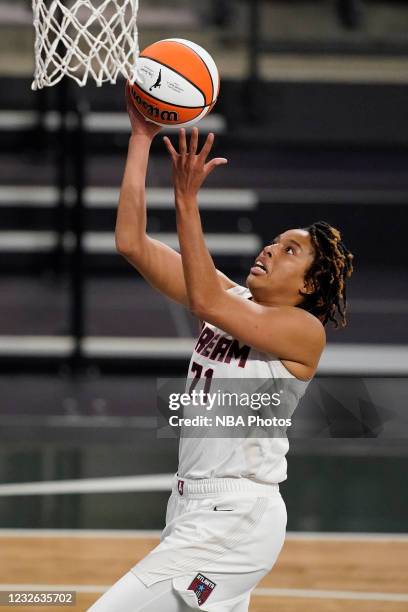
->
xmin=115 ymin=86 xmax=236 ymax=307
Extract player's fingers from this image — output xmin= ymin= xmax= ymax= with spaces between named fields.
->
xmin=163 ymin=136 xmax=178 ymax=161
xmin=179 ymin=128 xmax=187 ymax=156
xmin=199 ymin=132 xmax=215 ymax=162
xmin=204 ymin=157 xmax=228 ymax=177
xmin=189 ymin=127 xmax=199 ymax=156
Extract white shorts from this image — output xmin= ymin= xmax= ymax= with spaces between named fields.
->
xmin=131 ymin=476 xmax=287 ymax=611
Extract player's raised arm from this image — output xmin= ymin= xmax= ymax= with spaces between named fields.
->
xmin=115 ymin=85 xmax=235 ymax=307
xmin=165 ymin=128 xmax=329 ymax=378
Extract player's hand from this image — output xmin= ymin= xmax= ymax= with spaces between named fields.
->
xmin=125 ymin=81 xmax=162 ymax=140
xmin=164 ymin=127 xmax=228 ymax=206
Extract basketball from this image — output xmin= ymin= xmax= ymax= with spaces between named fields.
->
xmin=128 ymin=38 xmax=220 ymax=128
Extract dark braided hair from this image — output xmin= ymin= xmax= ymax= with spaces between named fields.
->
xmin=298 ymin=221 xmax=354 ymax=328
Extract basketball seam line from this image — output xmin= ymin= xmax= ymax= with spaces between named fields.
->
xmin=171 ymin=40 xmax=216 ymax=104
xmin=139 ymin=54 xmax=208 ymax=108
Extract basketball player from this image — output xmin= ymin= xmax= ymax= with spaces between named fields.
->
xmin=88 ymin=87 xmax=353 ymax=612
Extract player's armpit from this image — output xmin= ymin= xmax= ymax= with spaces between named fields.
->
xmin=191 ymin=292 xmax=326 ymax=369
xmin=119 ymin=236 xmax=236 ymax=307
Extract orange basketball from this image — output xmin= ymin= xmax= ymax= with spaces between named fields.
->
xmin=128 ymin=38 xmax=220 ymax=128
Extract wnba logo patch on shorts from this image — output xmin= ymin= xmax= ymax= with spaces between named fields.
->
xmin=188 ymin=573 xmax=216 ymax=606
xmin=177 ymin=479 xmax=184 ymax=495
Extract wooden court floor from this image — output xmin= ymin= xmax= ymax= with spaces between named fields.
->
xmin=0 ymin=531 xmax=407 ymax=611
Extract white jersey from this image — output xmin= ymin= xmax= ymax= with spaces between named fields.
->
xmin=178 ymin=284 xmax=310 ymax=484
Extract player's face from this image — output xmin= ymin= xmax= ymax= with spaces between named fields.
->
xmin=246 ymin=229 xmax=316 ymax=307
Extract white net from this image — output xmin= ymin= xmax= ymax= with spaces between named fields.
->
xmin=31 ymin=0 xmax=139 ymax=90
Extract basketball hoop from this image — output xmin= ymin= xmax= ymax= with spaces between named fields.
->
xmin=31 ymin=0 xmax=140 ymax=90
